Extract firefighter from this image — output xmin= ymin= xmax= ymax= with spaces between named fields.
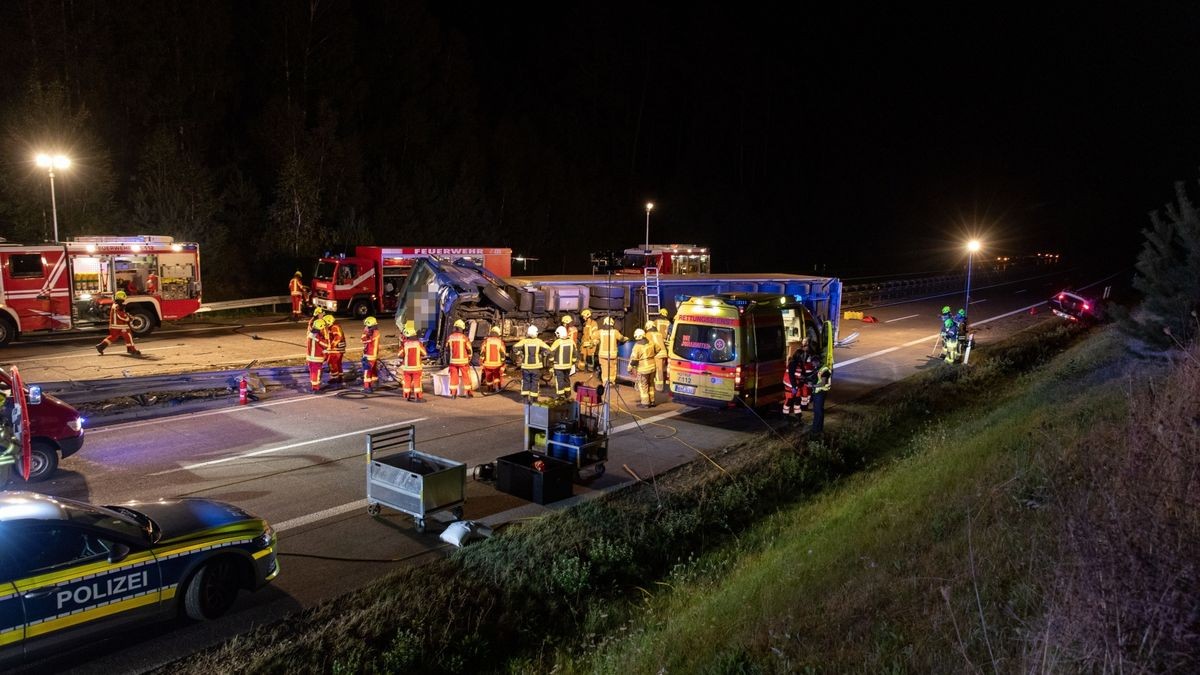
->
xmin=550 ymin=325 xmax=577 ymax=398
xmin=644 ymin=320 xmax=666 ymax=392
xmin=596 ymin=316 xmax=627 ymax=386
xmin=324 ymin=315 xmax=347 ymax=386
xmin=305 ymin=314 xmax=329 ymax=392
xmin=480 ymin=326 xmax=507 ymax=392
xmin=580 ymin=309 xmax=599 ymax=371
xmin=655 ymin=308 xmax=672 ymax=389
xmin=145 ymin=270 xmax=159 ymax=295
xmin=401 ymin=327 xmax=428 ymax=401
xmin=628 ymin=328 xmax=659 ymax=408
xmin=289 ymin=271 xmax=308 ymax=321
xmin=95 ymin=291 xmax=140 ymax=355
xmin=562 ymin=315 xmax=579 ymax=350
xmin=783 ymin=338 xmax=815 ymax=422
xmin=940 ymin=305 xmax=952 ymax=326
xmin=810 ymin=365 xmax=832 ymax=436
xmin=514 ymin=325 xmax=550 ymax=405
xmin=943 ymin=318 xmax=960 ymax=364
xmin=954 ymin=308 xmax=968 ymax=334
xmin=361 ymin=316 xmax=381 ymax=392
xmin=445 ymin=319 xmax=474 ymax=398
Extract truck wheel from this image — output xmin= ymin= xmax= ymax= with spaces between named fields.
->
xmin=589 ymin=296 xmax=624 ymax=310
xmin=349 ymin=300 xmax=372 ymax=320
xmin=127 ymin=307 xmax=156 ymax=337
xmin=183 ymin=557 xmax=241 ymax=620
xmin=0 ymin=316 xmax=15 ymax=346
xmin=20 ymin=441 xmax=59 ymax=483
xmin=589 ymin=285 xmax=624 ymax=299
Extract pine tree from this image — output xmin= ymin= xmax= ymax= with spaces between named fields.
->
xmin=1125 ymin=180 xmax=1200 ymax=348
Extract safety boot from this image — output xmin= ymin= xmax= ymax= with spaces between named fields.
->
xmin=95 ymin=342 xmax=107 ymax=355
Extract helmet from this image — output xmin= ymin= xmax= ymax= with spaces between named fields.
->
xmin=602 ymin=316 xmax=614 ymax=327
xmin=555 ymin=326 xmax=568 ymax=339
xmin=659 ymin=308 xmax=669 ymax=317
xmin=490 ymin=326 xmax=501 ymax=335
xmin=634 ymin=328 xmax=646 ymax=340
xmin=114 ymin=291 xmax=127 ymax=301
xmin=453 ymin=319 xmax=466 ymax=330
xmin=404 ymin=328 xmax=417 ymax=338
xmin=957 ymin=309 xmax=966 ymax=317
xmin=581 ymin=309 xmax=592 ymax=318
xmin=644 ymin=321 xmax=656 ymax=331
xmin=561 ymin=315 xmax=572 ymax=324
xmin=364 ymin=316 xmax=377 ymax=327
xmin=322 ymin=315 xmax=335 ymax=327
xmin=294 ymin=271 xmax=302 ymax=277
xmin=313 ymin=307 xmax=325 ymax=317
xmin=944 ymin=319 xmax=954 ymax=328
xmin=527 ymin=325 xmax=539 ymax=337
xmin=941 ymin=306 xmax=951 ymax=314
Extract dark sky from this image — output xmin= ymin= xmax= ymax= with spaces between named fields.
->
xmin=2 ymin=2 xmax=1197 ymax=286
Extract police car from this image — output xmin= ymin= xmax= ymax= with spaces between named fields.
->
xmin=0 ymin=491 xmax=278 ymax=666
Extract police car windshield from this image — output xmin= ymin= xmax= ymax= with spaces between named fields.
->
xmin=60 ymin=501 xmax=149 ymax=542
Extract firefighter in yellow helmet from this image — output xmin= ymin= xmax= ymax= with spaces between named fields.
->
xmin=644 ymin=320 xmax=665 ymax=392
xmin=550 ymin=325 xmax=577 ymax=398
xmin=480 ymin=326 xmax=507 ymax=392
xmin=361 ymin=316 xmax=381 ymax=392
xmin=400 ymin=327 xmax=428 ymax=401
xmin=595 ymin=315 xmax=626 ymax=386
xmin=513 ymin=325 xmax=551 ymax=404
xmin=655 ymin=308 xmax=672 ymax=390
xmin=95 ymin=291 xmax=140 ymax=356
xmin=629 ymin=327 xmax=659 ymax=408
xmin=305 ymin=311 xmax=330 ymax=392
xmin=580 ymin=308 xmax=599 ymax=372
xmin=445 ymin=319 xmax=474 ymax=398
xmin=324 ymin=315 xmax=347 ymax=387
xmin=289 ymin=271 xmax=308 ymax=321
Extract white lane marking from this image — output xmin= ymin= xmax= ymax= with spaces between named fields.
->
xmin=969 ymin=299 xmax=988 ymax=305
xmin=148 ymin=418 xmax=428 ymax=475
xmin=834 ymin=300 xmax=1048 ymax=370
xmin=611 ymin=407 xmax=690 ymax=435
xmin=88 ymin=393 xmax=330 ymax=434
xmin=884 ymin=314 xmax=919 ymax=323
xmin=13 ymin=345 xmax=177 ymax=364
xmin=275 ymin=500 xmax=367 ymax=532
xmin=1013 ymin=289 xmax=1027 ymax=294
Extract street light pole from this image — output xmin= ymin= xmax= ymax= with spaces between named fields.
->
xmin=644 ymin=202 xmax=654 ymax=251
xmin=35 ymin=154 xmax=71 ymax=242
xmin=965 ymin=239 xmax=981 ymax=312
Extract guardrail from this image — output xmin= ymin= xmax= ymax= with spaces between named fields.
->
xmin=197 ymin=295 xmax=291 ymax=313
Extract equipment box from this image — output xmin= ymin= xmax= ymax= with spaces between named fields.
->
xmin=366 ymin=424 xmax=465 ymax=532
xmin=496 ymin=451 xmax=574 ymax=505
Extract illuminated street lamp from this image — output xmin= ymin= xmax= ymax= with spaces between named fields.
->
xmin=35 ymin=153 xmax=71 ymax=242
xmin=644 ymin=202 xmax=654 ymax=252
xmin=965 ymin=239 xmax=982 ymax=312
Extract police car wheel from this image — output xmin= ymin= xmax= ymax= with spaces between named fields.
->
xmin=184 ymin=557 xmax=241 ymax=620
xmin=21 ymin=441 xmax=59 ymax=482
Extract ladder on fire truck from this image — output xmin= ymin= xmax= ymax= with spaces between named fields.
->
xmin=644 ymin=266 xmax=661 ymax=320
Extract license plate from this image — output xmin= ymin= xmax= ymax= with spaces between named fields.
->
xmin=675 ymin=373 xmax=696 ymax=385
xmin=674 ymin=383 xmax=696 ymax=395
xmin=317 ymin=299 xmax=337 ymax=310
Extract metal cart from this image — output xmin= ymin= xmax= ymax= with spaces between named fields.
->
xmin=523 ymin=385 xmax=609 ymax=481
xmin=366 ymin=423 xmax=465 ymax=532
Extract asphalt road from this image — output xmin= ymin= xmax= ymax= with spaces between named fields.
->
xmin=4 ymin=268 xmax=1108 ymax=674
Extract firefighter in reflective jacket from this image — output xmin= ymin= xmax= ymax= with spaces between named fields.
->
xmin=324 ymin=315 xmax=347 ymax=386
xmin=306 ymin=316 xmax=329 ymax=392
xmin=401 ymin=328 xmax=428 ymax=401
xmin=596 ymin=316 xmax=627 ymax=386
xmin=445 ymin=319 xmax=474 ymax=398
xmin=942 ymin=318 xmax=960 ymax=364
xmin=550 ymin=325 xmax=577 ymax=398
xmin=361 ymin=316 xmax=381 ymax=392
xmin=655 ymin=308 xmax=672 ymax=390
xmin=481 ymin=326 xmax=507 ymax=392
xmin=644 ymin=320 xmax=666 ymax=392
xmin=289 ymin=271 xmax=308 ymax=321
xmin=95 ymin=291 xmax=140 ymax=355
xmin=783 ymin=338 xmax=817 ymax=422
xmin=810 ymin=365 xmax=832 ymax=435
xmin=514 ymin=325 xmax=550 ymax=404
xmin=628 ymin=328 xmax=659 ymax=408
xmin=562 ymin=315 xmax=579 ymax=353
xmin=580 ymin=309 xmax=599 ymax=372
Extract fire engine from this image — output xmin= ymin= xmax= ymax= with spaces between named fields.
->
xmin=590 ymin=244 xmax=711 ymax=275
xmin=311 ymin=246 xmax=512 ymax=319
xmin=0 ymin=235 xmax=202 ymax=345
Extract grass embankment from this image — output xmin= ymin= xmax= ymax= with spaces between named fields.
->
xmin=166 ymin=319 xmax=1119 ymax=674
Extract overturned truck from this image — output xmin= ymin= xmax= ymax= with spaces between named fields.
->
xmin=394 ymin=257 xmax=842 ymax=360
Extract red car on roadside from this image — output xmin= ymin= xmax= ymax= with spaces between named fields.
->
xmin=0 ymin=371 xmax=85 ymax=482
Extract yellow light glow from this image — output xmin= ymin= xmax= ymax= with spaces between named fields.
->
xmin=131 ymin=245 xmax=142 ymax=253
xmin=171 ymin=244 xmax=183 ymax=252
xmin=646 ymin=202 xmax=654 ymax=212
xmin=967 ymin=240 xmax=982 ymax=253
xmin=86 ymin=244 xmax=97 ymax=253
xmin=35 ymin=153 xmax=70 ymax=169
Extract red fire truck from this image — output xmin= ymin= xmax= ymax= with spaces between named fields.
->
xmin=311 ymin=246 xmax=511 ymax=318
xmin=591 ymin=244 xmax=711 ymax=275
xmin=0 ymin=235 xmax=202 ymax=345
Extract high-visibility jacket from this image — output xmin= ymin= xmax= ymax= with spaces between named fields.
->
xmin=362 ymin=327 xmax=380 ymax=359
xmin=655 ymin=318 xmax=672 ymax=347
xmin=326 ymin=324 xmax=346 ymax=353
xmin=550 ymin=338 xmax=576 ymax=370
xmin=289 ymin=277 xmax=305 ymax=296
xmin=401 ymin=338 xmax=427 ymax=372
xmin=814 ymin=366 xmax=832 ymax=393
xmin=630 ymin=340 xmax=658 ymax=374
xmin=566 ymin=324 xmax=579 ymax=346
xmin=514 ymin=337 xmax=550 ymax=369
xmin=597 ymin=328 xmax=625 ymax=357
xmin=481 ymin=336 xmax=506 ymax=367
xmin=446 ymin=331 xmax=472 ymax=365
xmin=306 ymin=328 xmax=328 ymax=362
xmin=581 ymin=319 xmax=599 ymax=348
xmin=645 ymin=328 xmax=664 ymax=354
xmin=109 ymin=304 xmax=131 ymax=330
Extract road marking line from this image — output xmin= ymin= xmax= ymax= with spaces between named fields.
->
xmin=611 ymin=408 xmax=690 ymax=435
xmin=1014 ymin=289 xmax=1027 ymax=294
xmin=884 ymin=314 xmax=919 ymax=323
xmin=88 ymin=393 xmax=331 ymax=434
xmin=969 ymin=299 xmax=989 ymax=305
xmin=149 ymin=418 xmax=429 ymax=474
xmin=11 ymin=345 xmax=177 ymax=364
xmin=275 ymin=500 xmax=367 ymax=532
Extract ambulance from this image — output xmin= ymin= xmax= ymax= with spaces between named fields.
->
xmin=0 ymin=235 xmax=202 ymax=345
xmin=667 ymin=294 xmax=833 ymax=409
